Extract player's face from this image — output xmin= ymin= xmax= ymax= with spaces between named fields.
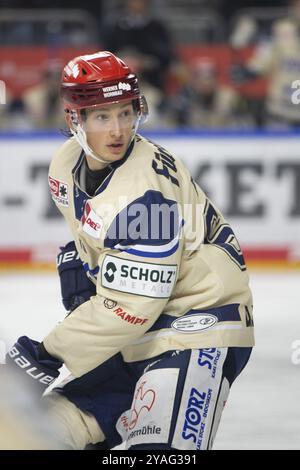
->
xmin=84 ymin=101 xmax=136 ymax=163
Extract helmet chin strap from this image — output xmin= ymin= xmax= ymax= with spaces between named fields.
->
xmin=70 ymin=112 xmax=142 ymax=165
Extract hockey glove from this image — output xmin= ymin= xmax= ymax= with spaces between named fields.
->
xmin=57 ymin=240 xmax=96 ymax=312
xmin=6 ymin=336 xmax=62 ymax=392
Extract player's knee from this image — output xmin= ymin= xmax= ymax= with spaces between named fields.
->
xmin=43 ymin=391 xmax=105 ymax=449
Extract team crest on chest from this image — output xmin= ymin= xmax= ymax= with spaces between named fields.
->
xmin=49 ymin=176 xmax=69 ymax=207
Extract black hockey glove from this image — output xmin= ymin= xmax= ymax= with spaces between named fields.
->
xmin=6 ymin=336 xmax=62 ymax=393
xmin=57 ymin=241 xmax=97 ymax=312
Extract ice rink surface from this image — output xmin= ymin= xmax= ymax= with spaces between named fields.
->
xmin=1 ymin=269 xmax=299 ymax=450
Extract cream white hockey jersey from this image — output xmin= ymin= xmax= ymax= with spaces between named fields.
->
xmin=44 ymin=134 xmax=254 ymax=377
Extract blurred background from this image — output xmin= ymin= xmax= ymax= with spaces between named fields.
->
xmin=0 ymin=0 xmax=300 ymax=450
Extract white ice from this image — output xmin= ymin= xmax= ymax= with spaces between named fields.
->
xmin=0 ymin=270 xmax=299 ymax=449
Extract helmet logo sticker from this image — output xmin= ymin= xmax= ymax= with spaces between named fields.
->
xmin=65 ymin=63 xmax=80 ymax=78
xmin=102 ymin=81 xmax=132 ymax=99
xmin=118 ymin=82 xmax=131 ymax=91
xmin=102 ymin=85 xmax=123 ymax=98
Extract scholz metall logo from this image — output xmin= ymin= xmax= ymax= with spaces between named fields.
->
xmin=104 ymin=262 xmax=117 ymax=283
xmin=102 ymin=255 xmax=177 ymax=298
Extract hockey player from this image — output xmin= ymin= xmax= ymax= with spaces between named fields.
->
xmin=7 ymin=51 xmax=254 ymax=450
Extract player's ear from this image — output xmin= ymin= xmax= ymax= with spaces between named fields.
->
xmin=65 ymin=110 xmax=73 ymax=130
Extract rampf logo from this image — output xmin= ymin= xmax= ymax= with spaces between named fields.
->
xmin=104 ymin=262 xmax=117 ymax=283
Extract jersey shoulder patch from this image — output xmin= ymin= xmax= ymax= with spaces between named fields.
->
xmin=48 ymin=138 xmax=81 ymax=209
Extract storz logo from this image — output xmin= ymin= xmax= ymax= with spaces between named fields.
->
xmin=197 ymin=348 xmax=217 ymax=369
xmin=101 ymin=255 xmax=177 ymax=298
xmin=182 ymin=387 xmax=207 ymax=445
xmin=197 ymin=348 xmax=221 ymax=379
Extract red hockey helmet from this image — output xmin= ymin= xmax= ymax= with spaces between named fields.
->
xmin=61 ymin=51 xmax=147 ymax=118
xmin=60 ymin=51 xmax=148 ymax=163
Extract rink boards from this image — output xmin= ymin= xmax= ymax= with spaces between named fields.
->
xmin=0 ymin=130 xmax=299 ymax=270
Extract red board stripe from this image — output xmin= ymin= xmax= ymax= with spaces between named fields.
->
xmin=243 ymin=248 xmax=289 ymax=261
xmin=0 ymin=247 xmax=293 ymax=264
xmin=0 ymin=249 xmax=32 ymax=263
